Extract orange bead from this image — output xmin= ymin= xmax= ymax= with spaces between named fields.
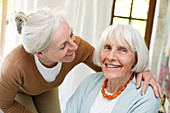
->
xmin=117 ymin=90 xmax=122 ymax=95
xmin=124 ymin=84 xmax=127 ymax=87
xmin=112 ymin=94 xmax=117 ymax=98
xmin=121 ymin=87 xmax=126 ymax=91
xmin=102 ymin=85 xmax=106 ymax=88
xmin=101 ymin=89 xmax=105 ymax=93
xmin=107 ymin=95 xmax=112 ymax=99
xmin=103 ymin=93 xmax=107 ymax=98
xmin=104 ymin=80 xmax=107 ymax=84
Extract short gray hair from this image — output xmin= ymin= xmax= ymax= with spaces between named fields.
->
xmin=15 ymin=8 xmax=63 ymax=53
xmin=93 ymin=24 xmax=150 ymax=73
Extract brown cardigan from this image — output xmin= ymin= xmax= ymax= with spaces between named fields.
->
xmin=0 ymin=36 xmax=101 ymax=113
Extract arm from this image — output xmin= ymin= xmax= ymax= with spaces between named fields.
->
xmin=136 ymin=70 xmax=163 ymax=98
xmin=0 ymin=61 xmax=31 ymax=113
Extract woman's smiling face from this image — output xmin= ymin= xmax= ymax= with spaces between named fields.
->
xmin=41 ymin=19 xmax=78 ymax=63
xmin=100 ymin=37 xmax=136 ymax=80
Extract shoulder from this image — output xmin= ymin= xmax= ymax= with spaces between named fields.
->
xmin=128 ymin=77 xmax=160 ymax=108
xmin=2 ymin=44 xmax=28 ymax=66
xmin=130 ymin=84 xmax=160 ymax=112
xmin=1 ymin=44 xmax=33 ymax=78
xmin=114 ymin=77 xmax=160 ymax=112
xmin=128 ymin=77 xmax=159 ymax=100
xmin=141 ymin=84 xmax=160 ymax=105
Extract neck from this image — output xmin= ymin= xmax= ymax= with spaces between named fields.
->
xmin=106 ymin=73 xmax=133 ymax=93
xmin=38 ymin=57 xmax=58 ymax=68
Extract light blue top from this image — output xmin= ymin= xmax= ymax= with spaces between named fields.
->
xmin=64 ymin=72 xmax=160 ymax=113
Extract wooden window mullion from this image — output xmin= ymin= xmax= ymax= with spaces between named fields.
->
xmin=110 ymin=0 xmax=116 ymax=25
xmin=144 ymin=0 xmax=157 ymax=49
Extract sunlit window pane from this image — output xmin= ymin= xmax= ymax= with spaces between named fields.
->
xmin=131 ymin=20 xmax=146 ymax=38
xmin=115 ymin=0 xmax=131 ymax=17
xmin=132 ymin=0 xmax=150 ymax=19
xmin=112 ymin=17 xmax=129 ymax=25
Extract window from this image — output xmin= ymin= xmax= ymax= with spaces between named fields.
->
xmin=0 ymin=0 xmax=8 ymax=64
xmin=110 ymin=0 xmax=157 ymax=49
xmin=0 ymin=0 xmax=13 ymax=64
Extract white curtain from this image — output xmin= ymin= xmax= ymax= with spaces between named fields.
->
xmin=3 ymin=0 xmax=38 ymax=59
xmin=59 ymin=0 xmax=113 ymax=112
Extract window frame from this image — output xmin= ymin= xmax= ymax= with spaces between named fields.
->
xmin=110 ymin=0 xmax=157 ymax=49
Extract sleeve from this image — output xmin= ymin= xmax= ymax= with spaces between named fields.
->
xmin=0 ymin=60 xmax=32 ymax=113
xmin=130 ymin=90 xmax=160 ymax=113
xmin=75 ymin=36 xmax=101 ymax=72
xmin=64 ymin=75 xmax=92 ymax=113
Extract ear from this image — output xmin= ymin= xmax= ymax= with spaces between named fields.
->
xmin=35 ymin=51 xmax=42 ymax=56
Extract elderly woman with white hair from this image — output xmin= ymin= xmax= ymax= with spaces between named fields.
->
xmin=0 ymin=9 xmax=101 ymax=113
xmin=64 ymin=24 xmax=160 ymax=113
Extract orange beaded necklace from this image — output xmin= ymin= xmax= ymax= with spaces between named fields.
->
xmin=101 ymin=75 xmax=134 ymax=100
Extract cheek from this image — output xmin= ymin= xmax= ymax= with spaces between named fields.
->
xmin=100 ymin=52 xmax=106 ymax=63
xmin=129 ymin=54 xmax=136 ymax=66
xmin=60 ymin=48 xmax=69 ymax=57
xmin=50 ymin=50 xmax=66 ymax=59
xmin=121 ymin=56 xmax=136 ymax=68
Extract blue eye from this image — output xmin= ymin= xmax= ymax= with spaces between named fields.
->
xmin=105 ymin=45 xmax=111 ymax=50
xmin=120 ymin=49 xmax=127 ymax=53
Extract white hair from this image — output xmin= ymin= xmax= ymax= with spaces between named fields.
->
xmin=93 ymin=24 xmax=150 ymax=73
xmin=15 ymin=8 xmax=64 ymax=53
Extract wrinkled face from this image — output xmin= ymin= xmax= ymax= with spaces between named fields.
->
xmin=100 ymin=37 xmax=136 ymax=80
xmin=42 ymin=19 xmax=78 ymax=63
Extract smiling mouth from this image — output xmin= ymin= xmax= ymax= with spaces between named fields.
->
xmin=66 ymin=52 xmax=74 ymax=56
xmin=106 ymin=64 xmax=122 ymax=68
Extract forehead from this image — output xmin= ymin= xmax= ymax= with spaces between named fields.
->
xmin=105 ymin=36 xmax=130 ymax=48
xmin=57 ymin=19 xmax=71 ymax=36
xmin=51 ymin=20 xmax=71 ymax=43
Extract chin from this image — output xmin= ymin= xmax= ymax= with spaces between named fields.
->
xmin=104 ymin=72 xmax=118 ymax=79
xmin=65 ymin=59 xmax=74 ymax=62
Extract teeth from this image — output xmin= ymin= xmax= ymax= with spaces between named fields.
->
xmin=67 ymin=52 xmax=73 ymax=56
xmin=107 ymin=64 xmax=120 ymax=68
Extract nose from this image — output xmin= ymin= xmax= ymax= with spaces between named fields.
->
xmin=68 ymin=38 xmax=78 ymax=51
xmin=107 ymin=49 xmax=117 ymax=60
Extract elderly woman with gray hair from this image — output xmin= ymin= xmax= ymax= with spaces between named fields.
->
xmin=64 ymin=24 xmax=160 ymax=113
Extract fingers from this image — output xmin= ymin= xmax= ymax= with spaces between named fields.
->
xmin=157 ymin=83 xmax=163 ymax=98
xmin=141 ymin=80 xmax=149 ymax=96
xmin=149 ymin=80 xmax=159 ymax=98
xmin=136 ymin=70 xmax=163 ymax=98
xmin=135 ymin=72 xmax=143 ymax=89
xmin=142 ymin=79 xmax=163 ymax=98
